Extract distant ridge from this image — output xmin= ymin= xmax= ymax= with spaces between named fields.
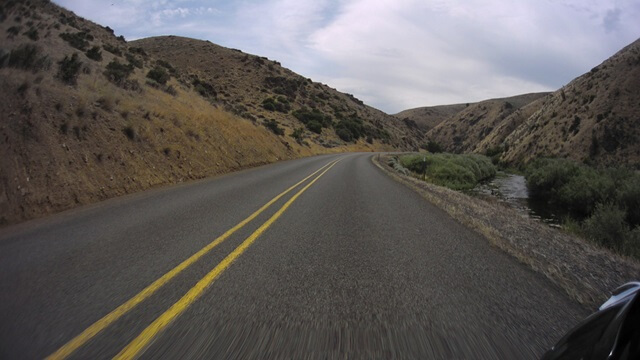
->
xmin=397 ymin=37 xmax=640 ymax=167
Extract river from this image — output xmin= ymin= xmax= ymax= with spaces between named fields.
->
xmin=470 ymin=172 xmax=564 ymax=227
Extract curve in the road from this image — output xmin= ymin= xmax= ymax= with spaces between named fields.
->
xmin=46 ymin=158 xmax=342 ymax=360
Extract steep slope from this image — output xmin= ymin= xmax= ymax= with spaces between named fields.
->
xmin=131 ymin=36 xmax=421 ymax=151
xmin=474 ymin=96 xmax=548 ymax=154
xmin=394 ymin=103 xmax=467 ymax=131
xmin=0 ymin=1 xmax=417 ymax=226
xmin=501 ymin=38 xmax=640 ymax=166
xmin=424 ymin=93 xmax=548 ymax=153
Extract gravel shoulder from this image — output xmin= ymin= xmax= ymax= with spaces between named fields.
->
xmin=374 ymin=154 xmax=640 ymax=309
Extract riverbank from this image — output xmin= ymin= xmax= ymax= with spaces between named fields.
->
xmin=373 ymin=154 xmax=640 ymax=309
xmin=470 ymin=172 xmax=563 ymax=227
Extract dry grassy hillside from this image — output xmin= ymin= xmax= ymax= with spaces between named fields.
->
xmin=474 ymin=96 xmax=547 ymax=154
xmin=131 ymin=36 xmax=421 ymax=151
xmin=0 ymin=1 xmax=417 ymax=226
xmin=501 ymin=38 xmax=640 ymax=167
xmin=424 ymin=93 xmax=548 ymax=153
xmin=394 ymin=103 xmax=467 ymax=131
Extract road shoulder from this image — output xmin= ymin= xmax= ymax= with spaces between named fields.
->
xmin=372 ymin=154 xmax=640 ymax=309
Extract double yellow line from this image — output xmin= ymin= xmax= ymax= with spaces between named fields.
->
xmin=47 ymin=158 xmax=342 ymax=360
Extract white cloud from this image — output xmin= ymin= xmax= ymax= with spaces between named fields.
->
xmin=53 ymin=0 xmax=640 ymax=113
xmin=306 ymin=0 xmax=640 ymax=111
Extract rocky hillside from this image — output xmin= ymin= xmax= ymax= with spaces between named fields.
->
xmin=403 ymin=37 xmax=640 ymax=168
xmin=394 ymin=103 xmax=467 ymax=131
xmin=423 ymin=93 xmax=548 ymax=153
xmin=500 ymin=38 xmax=640 ymax=166
xmin=0 ymin=0 xmax=419 ymax=226
xmin=131 ymin=36 xmax=421 ymax=151
xmin=473 ymin=96 xmax=547 ymax=155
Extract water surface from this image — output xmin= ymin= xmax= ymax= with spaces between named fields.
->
xmin=472 ymin=173 xmax=565 ymax=227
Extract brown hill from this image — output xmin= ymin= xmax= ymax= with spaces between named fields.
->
xmin=406 ymin=38 xmax=640 ymax=168
xmin=474 ymin=96 xmax=548 ymax=154
xmin=394 ymin=103 xmax=467 ymax=131
xmin=501 ymin=39 xmax=640 ymax=166
xmin=424 ymin=93 xmax=548 ymax=153
xmin=131 ymin=36 xmax=421 ymax=151
xmin=0 ymin=1 xmax=418 ymax=226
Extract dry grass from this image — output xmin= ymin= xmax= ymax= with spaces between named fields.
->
xmin=424 ymin=93 xmax=548 ymax=154
xmin=130 ymin=36 xmax=418 ymax=151
xmin=405 ymin=39 xmax=640 ymax=168
xmin=501 ymin=39 xmax=640 ymax=167
xmin=394 ymin=103 xmax=467 ymax=131
xmin=1 ymin=1 xmax=409 ymax=226
xmin=374 ymin=154 xmax=640 ymax=309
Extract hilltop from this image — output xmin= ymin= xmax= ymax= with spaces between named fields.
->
xmin=394 ymin=103 xmax=468 ymax=131
xmin=421 ymin=93 xmax=548 ymax=154
xmin=131 ymin=36 xmax=421 ymax=151
xmin=0 ymin=0 xmax=419 ymax=226
xmin=402 ymin=38 xmax=640 ymax=168
xmin=500 ymin=38 xmax=640 ymax=166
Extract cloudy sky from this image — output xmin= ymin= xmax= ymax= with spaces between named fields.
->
xmin=55 ymin=0 xmax=640 ymax=113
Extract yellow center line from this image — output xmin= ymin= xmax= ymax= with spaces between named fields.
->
xmin=46 ymin=158 xmax=340 ymax=360
xmin=114 ymin=159 xmax=341 ymax=360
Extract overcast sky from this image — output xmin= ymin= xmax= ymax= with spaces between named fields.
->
xmin=55 ymin=0 xmax=640 ymax=113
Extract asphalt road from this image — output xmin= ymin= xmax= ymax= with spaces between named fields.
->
xmin=0 ymin=153 xmax=589 ymax=359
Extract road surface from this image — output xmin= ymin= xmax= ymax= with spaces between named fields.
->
xmin=0 ymin=153 xmax=588 ymax=359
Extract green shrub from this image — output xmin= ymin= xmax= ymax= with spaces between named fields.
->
xmin=146 ymin=66 xmax=169 ymax=85
xmin=429 ymin=163 xmax=477 ymax=190
xmin=425 ymin=140 xmax=443 ymax=153
xmin=85 ymin=46 xmax=102 ymax=61
xmin=291 ymin=127 xmax=304 ymax=142
xmin=264 ymin=76 xmax=303 ymax=98
xmin=125 ymin=52 xmax=142 ymax=68
xmin=59 ymin=32 xmax=91 ymax=50
xmin=624 ymin=228 xmax=640 ymax=260
xmin=292 ymin=107 xmax=331 ymax=126
xmin=306 ymin=120 xmax=322 ymax=134
xmin=262 ymin=101 xmax=276 ymax=111
xmin=556 ymin=167 xmax=615 ymax=216
xmin=57 ymin=53 xmax=82 ymax=85
xmin=399 ymin=153 xmax=496 ymax=190
xmin=525 ymin=158 xmax=582 ymax=199
xmin=103 ymin=43 xmax=122 ymax=56
xmin=104 ymin=59 xmax=134 ymax=85
xmin=263 ymin=119 xmax=284 ymax=135
xmin=525 ymin=158 xmax=640 ymax=259
xmin=525 ymin=158 xmax=629 ymax=217
xmin=156 ymin=59 xmax=176 ymax=74
xmin=617 ymin=175 xmax=640 ymax=227
xmin=485 ymin=144 xmax=506 ymax=163
xmin=335 ymin=117 xmax=364 ymax=142
xmin=164 ymin=85 xmax=177 ymax=96
xmin=122 ymin=126 xmax=136 ymax=140
xmin=336 ymin=127 xmax=352 ymax=142
xmin=192 ymin=77 xmax=216 ymax=98
xmin=582 ymin=203 xmax=628 ymax=252
xmin=1 ymin=44 xmax=50 ymax=71
xmin=128 ymin=47 xmax=147 ymax=57
xmin=7 ymin=26 xmax=21 ymax=37
xmin=24 ymin=27 xmax=38 ymax=40
xmin=262 ymin=96 xmax=291 ymax=113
